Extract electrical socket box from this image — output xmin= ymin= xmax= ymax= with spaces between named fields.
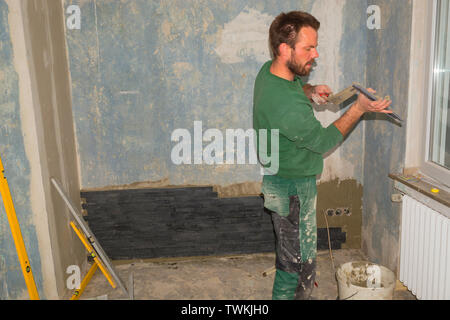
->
xmin=325 ymin=207 xmax=351 ymax=217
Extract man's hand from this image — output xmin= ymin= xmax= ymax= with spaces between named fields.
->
xmin=311 ymin=85 xmax=332 ymax=105
xmin=333 ymin=87 xmax=393 ymax=137
xmin=354 ymin=88 xmax=392 ymax=114
xmin=303 ymin=84 xmax=332 ymax=105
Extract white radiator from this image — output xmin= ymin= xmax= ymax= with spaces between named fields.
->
xmin=399 ymin=195 xmax=450 ymax=300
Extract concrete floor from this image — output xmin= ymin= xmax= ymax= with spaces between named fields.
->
xmin=79 ymin=249 xmax=416 ymax=300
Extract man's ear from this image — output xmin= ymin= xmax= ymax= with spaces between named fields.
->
xmin=278 ymin=43 xmax=291 ymax=59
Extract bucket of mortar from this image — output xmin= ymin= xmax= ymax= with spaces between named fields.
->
xmin=336 ymin=261 xmax=396 ymax=300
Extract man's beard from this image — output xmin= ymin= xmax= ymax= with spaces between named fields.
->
xmin=287 ymin=54 xmax=314 ymax=77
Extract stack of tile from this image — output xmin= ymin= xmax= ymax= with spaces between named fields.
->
xmin=81 ymin=187 xmax=275 ymax=260
xmin=317 ymin=228 xmax=347 ymax=250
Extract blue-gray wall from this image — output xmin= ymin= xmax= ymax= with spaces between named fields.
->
xmin=0 ymin=1 xmax=43 ymax=299
xmin=363 ymin=0 xmax=412 ymax=271
xmin=0 ymin=0 xmax=415 ymax=299
xmin=64 ymin=0 xmax=412 ymax=270
xmin=65 ymin=0 xmax=368 ymax=189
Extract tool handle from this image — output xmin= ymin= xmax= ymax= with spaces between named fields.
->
xmin=352 ymin=84 xmax=402 ymax=122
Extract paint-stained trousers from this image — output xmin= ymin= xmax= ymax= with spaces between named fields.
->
xmin=262 ymin=175 xmax=317 ymax=300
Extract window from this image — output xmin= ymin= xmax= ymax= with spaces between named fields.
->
xmin=429 ymin=0 xmax=450 ymax=171
xmin=421 ymin=0 xmax=450 ymax=187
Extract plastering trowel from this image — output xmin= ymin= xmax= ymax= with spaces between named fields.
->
xmin=326 ymin=84 xmax=358 ymax=105
xmin=326 ymin=82 xmax=402 ymax=124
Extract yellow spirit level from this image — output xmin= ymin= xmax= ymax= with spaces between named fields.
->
xmin=0 ymin=154 xmax=39 ymax=300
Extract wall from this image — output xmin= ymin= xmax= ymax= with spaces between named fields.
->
xmin=0 ymin=0 xmax=44 ymax=299
xmin=1 ymin=0 xmax=84 ymax=299
xmin=0 ymin=0 xmax=416 ymax=298
xmin=65 ymin=0 xmax=367 ymax=190
xmin=65 ymin=0 xmax=369 ymax=248
xmin=20 ymin=0 xmax=86 ymax=299
xmin=314 ymin=0 xmax=367 ymax=249
xmin=362 ymin=0 xmax=413 ymax=273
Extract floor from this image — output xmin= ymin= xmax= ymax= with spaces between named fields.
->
xmin=79 ymin=249 xmax=416 ymax=300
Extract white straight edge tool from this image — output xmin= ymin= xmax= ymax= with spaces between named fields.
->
xmin=50 ymin=178 xmax=131 ymax=299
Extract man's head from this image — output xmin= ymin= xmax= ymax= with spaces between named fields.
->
xmin=269 ymin=11 xmax=320 ymax=76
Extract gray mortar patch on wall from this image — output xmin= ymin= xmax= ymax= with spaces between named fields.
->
xmin=316 ymin=179 xmax=363 ymax=249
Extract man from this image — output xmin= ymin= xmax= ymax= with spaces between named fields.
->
xmin=253 ymin=11 xmax=392 ymax=300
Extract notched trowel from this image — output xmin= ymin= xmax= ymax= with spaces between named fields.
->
xmin=326 ymin=82 xmax=402 ymax=124
xmin=326 ymin=85 xmax=358 ymax=105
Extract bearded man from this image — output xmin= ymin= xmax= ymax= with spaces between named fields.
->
xmin=253 ymin=11 xmax=392 ymax=300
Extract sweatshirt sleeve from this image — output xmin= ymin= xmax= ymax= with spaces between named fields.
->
xmin=275 ymin=103 xmax=343 ymax=154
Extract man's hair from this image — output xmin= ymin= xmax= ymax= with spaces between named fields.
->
xmin=269 ymin=11 xmax=320 ymax=58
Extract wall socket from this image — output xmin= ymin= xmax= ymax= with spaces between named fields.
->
xmin=326 ymin=207 xmax=351 ymax=217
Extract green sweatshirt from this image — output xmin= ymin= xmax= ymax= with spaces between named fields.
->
xmin=253 ymin=60 xmax=343 ymax=178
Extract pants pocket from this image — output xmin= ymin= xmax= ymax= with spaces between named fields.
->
xmin=261 ymin=177 xmax=290 ymax=217
xmin=263 ymin=193 xmax=290 ymax=217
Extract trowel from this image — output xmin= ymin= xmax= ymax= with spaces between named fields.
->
xmin=326 ymin=85 xmax=358 ymax=105
xmin=326 ymin=82 xmax=402 ymax=124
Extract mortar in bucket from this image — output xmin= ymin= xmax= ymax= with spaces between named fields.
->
xmin=336 ymin=261 xmax=396 ymax=300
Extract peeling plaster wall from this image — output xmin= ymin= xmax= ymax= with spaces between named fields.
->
xmin=19 ymin=0 xmax=86 ymax=299
xmin=362 ymin=0 xmax=412 ymax=273
xmin=64 ymin=0 xmax=368 ymax=191
xmin=311 ymin=0 xmax=367 ymax=184
xmin=0 ymin=1 xmax=44 ymax=299
xmin=0 ymin=0 xmax=416 ymax=299
xmin=1 ymin=0 xmax=85 ymax=300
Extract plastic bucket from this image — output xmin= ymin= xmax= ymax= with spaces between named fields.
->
xmin=336 ymin=261 xmax=396 ymax=300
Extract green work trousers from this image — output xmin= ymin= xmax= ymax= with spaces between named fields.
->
xmin=262 ymin=175 xmax=318 ymax=300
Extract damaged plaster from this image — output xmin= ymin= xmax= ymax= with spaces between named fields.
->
xmin=214 ymin=7 xmax=273 ymax=64
xmin=0 ymin=0 xmax=44 ymax=299
xmin=65 ymin=0 xmax=367 ymax=190
xmin=363 ymin=0 xmax=412 ymax=273
xmin=64 ymin=1 xmax=371 ymax=257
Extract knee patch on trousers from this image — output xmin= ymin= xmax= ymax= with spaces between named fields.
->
xmin=271 ymin=195 xmax=302 ymax=273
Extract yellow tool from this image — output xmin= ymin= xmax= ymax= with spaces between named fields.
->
xmin=0 ymin=154 xmax=40 ymax=300
xmin=50 ymin=178 xmax=130 ymax=299
xmin=69 ymin=221 xmax=116 ymax=300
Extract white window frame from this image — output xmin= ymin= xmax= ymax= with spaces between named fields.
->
xmin=406 ymin=0 xmax=450 ymax=189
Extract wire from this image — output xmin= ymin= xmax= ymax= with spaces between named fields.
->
xmin=323 ymin=209 xmax=335 ymax=272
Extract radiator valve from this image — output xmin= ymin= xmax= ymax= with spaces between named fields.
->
xmin=391 ymin=193 xmax=403 ymax=203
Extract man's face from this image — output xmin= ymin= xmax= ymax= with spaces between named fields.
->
xmin=286 ymin=26 xmax=319 ymax=77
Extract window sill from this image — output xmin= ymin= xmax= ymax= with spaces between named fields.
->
xmin=389 ymin=173 xmax=450 ymax=217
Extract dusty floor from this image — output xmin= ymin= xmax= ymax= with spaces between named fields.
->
xmin=79 ymin=249 xmax=416 ymax=300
